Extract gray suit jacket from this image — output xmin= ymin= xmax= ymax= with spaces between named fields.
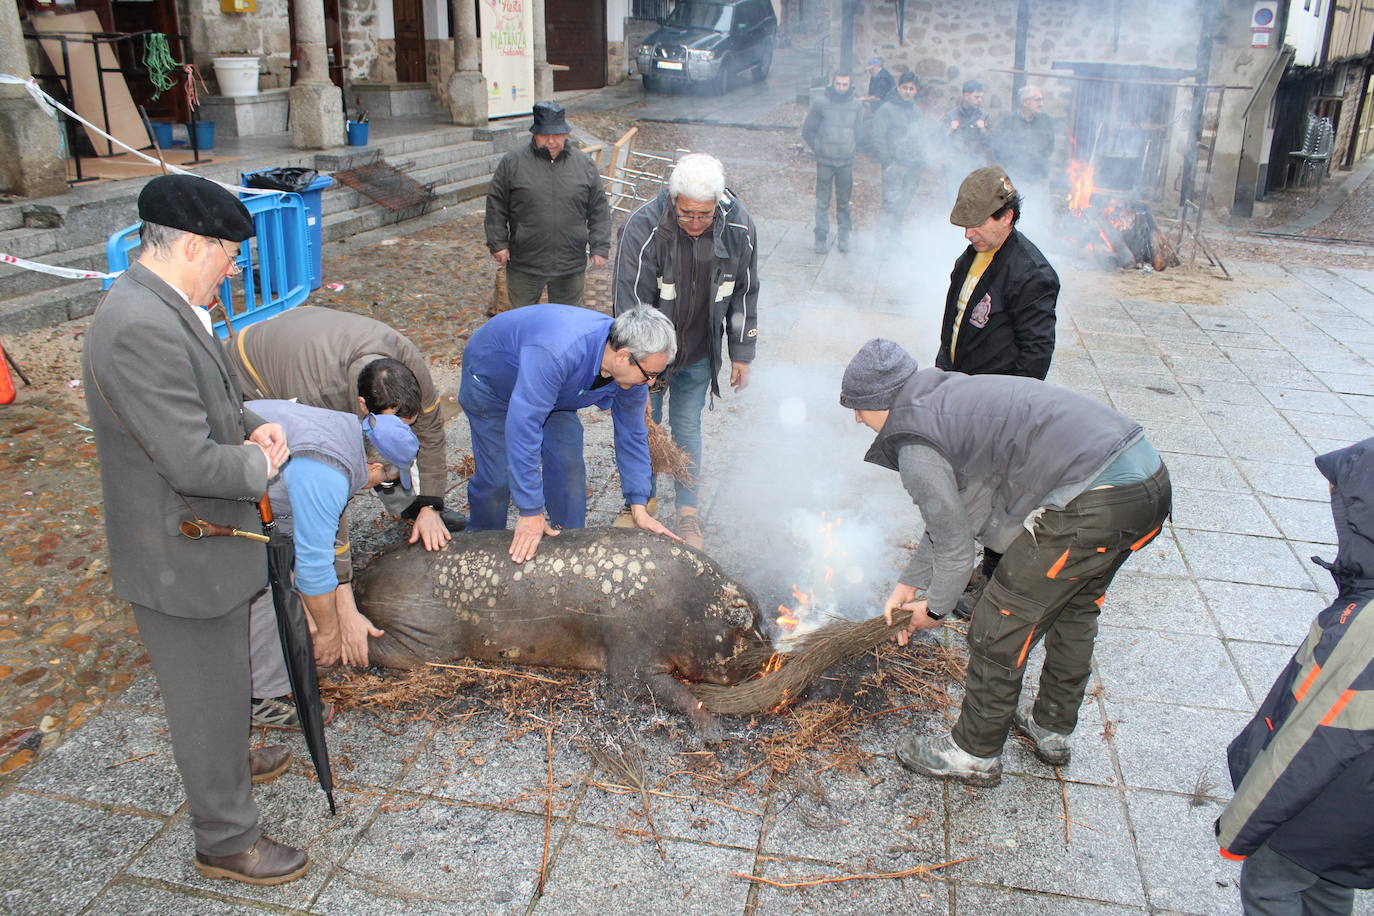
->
xmin=84 ymin=261 xmax=271 ymax=618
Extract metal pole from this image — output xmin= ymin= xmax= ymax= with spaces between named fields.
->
xmin=1178 ymin=0 xmax=1217 ymax=211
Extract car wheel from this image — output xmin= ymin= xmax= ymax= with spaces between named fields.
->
xmin=753 ymin=45 xmax=773 ymax=82
xmin=643 ymin=72 xmax=659 ymax=93
xmin=711 ymin=57 xmax=730 ymax=95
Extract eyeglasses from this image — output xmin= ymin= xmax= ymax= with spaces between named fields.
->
xmin=216 ymin=239 xmax=243 ymax=277
xmin=674 ymin=205 xmax=716 ymax=224
xmin=627 ymin=351 xmax=662 ymax=384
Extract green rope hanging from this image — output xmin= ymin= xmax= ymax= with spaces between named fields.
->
xmin=143 ymin=33 xmax=182 ymax=101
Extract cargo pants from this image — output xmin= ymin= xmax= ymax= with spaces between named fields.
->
xmin=952 ymin=463 xmax=1172 ymax=758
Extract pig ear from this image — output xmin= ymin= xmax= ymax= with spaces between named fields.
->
xmin=725 ymin=602 xmax=754 ymax=628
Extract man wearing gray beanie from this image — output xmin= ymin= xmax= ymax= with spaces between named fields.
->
xmin=842 ymin=339 xmax=1171 ymax=786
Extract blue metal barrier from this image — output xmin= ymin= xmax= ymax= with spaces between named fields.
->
xmin=104 ymin=192 xmax=312 ymax=339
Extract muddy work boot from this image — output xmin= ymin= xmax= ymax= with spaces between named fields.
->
xmin=676 ymin=512 xmax=704 ymax=550
xmin=195 ymin=836 xmax=309 ymax=886
xmin=953 ymin=566 xmax=988 ymax=621
xmin=1013 ymin=701 xmax=1072 ymax=766
xmin=612 ymin=498 xmax=656 ymax=528
xmin=895 ymin=733 xmax=1002 ymax=787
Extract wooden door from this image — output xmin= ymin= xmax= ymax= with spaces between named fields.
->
xmin=547 ymin=0 xmax=606 ymax=91
xmin=110 ymin=0 xmax=187 ymax=121
xmin=393 ymin=0 xmax=427 ymax=84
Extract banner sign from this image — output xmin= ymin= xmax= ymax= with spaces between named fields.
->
xmin=479 ymin=0 xmax=534 ymax=119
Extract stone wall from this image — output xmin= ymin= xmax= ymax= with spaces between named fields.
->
xmin=371 ymin=38 xmax=399 ymax=82
xmin=341 ymin=0 xmax=380 ymax=82
xmin=190 ymin=0 xmax=293 ymax=91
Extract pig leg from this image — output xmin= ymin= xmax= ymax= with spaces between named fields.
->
xmin=607 ymin=650 xmax=726 ymax=744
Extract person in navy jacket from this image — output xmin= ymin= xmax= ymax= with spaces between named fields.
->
xmin=459 ymin=304 xmax=682 ymax=562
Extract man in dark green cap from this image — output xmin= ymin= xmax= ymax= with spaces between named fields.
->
xmin=83 ymin=174 xmax=309 ymax=886
xmin=484 ymin=100 xmax=611 ymax=308
xmin=937 ymin=165 xmax=1060 ymax=618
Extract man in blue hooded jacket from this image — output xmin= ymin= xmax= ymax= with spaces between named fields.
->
xmin=1216 ymin=438 xmax=1374 ymax=915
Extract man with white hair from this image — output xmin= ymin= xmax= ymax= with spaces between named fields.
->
xmin=994 ymin=85 xmax=1056 ymax=187
xmin=612 ymin=152 xmax=760 ymax=550
xmin=460 ymin=304 xmax=681 ymax=563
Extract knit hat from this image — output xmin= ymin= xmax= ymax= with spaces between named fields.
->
xmin=866 ymin=57 xmax=882 ymax=67
xmin=897 ymin=70 xmax=918 ymax=87
xmin=840 ymin=339 xmax=918 ymax=410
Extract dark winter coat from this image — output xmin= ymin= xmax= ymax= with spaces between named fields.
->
xmin=1216 ymin=438 xmax=1374 ymax=889
xmin=802 ymin=86 xmax=864 ymax=166
xmin=935 ymin=229 xmax=1058 ymax=379
xmin=866 ymin=67 xmax=895 ymax=104
xmin=994 ymin=111 xmax=1057 ymax=183
xmin=945 ymin=102 xmax=991 ymax=162
xmin=612 ymin=188 xmax=759 ymax=398
xmin=871 ymin=94 xmax=927 ymax=168
xmin=484 ymin=141 xmax=611 ymax=278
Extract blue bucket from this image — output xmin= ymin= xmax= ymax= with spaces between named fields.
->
xmin=346 ymin=120 xmax=370 ymax=146
xmin=189 ymin=120 xmax=215 ymax=150
xmin=149 ymin=121 xmax=174 ymax=148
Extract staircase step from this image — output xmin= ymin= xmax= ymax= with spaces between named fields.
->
xmin=0 ymin=225 xmax=66 ymax=261
xmin=0 ymin=278 xmax=104 ymax=335
xmin=0 ymin=238 xmax=112 ymax=301
xmin=322 ymin=175 xmax=490 ymax=242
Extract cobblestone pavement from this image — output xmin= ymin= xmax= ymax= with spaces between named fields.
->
xmin=5 ymin=72 xmax=1374 ymax=911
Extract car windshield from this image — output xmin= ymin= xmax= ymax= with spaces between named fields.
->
xmin=664 ymin=2 xmax=732 ymax=30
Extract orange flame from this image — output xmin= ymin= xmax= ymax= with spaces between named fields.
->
xmin=1066 ymin=160 xmax=1094 ymax=214
xmin=776 ymin=604 xmax=799 ymax=631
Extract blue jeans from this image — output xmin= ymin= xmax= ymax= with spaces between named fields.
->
xmin=649 ymin=357 xmax=712 ymax=509
xmin=459 ymin=373 xmax=587 ymax=531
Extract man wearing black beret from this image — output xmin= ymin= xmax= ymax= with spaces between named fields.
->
xmin=83 ymin=174 xmax=309 ymax=886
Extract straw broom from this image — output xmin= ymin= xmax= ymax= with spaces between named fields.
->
xmin=689 ymin=608 xmax=922 ymax=714
xmin=487 ymin=266 xmax=512 ymax=317
xmin=645 ymin=404 xmax=694 ymax=485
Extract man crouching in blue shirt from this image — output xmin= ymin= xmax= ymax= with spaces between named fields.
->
xmin=244 ymin=398 xmax=419 ymax=726
xmin=460 ymin=304 xmax=682 ymax=563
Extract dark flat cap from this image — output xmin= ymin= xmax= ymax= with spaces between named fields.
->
xmin=962 ymin=79 xmax=983 ymax=93
xmin=898 ymin=70 xmax=918 ymax=86
xmin=950 ymin=166 xmax=1017 ymax=228
xmin=138 ymin=174 xmax=254 ymax=242
xmin=840 ymin=339 xmax=918 ymax=411
xmin=530 ymin=100 xmax=571 ymax=134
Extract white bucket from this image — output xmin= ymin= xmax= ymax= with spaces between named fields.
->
xmin=213 ymin=56 xmax=260 ymax=98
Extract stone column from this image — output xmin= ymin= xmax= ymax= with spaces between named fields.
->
xmin=532 ymin=0 xmax=553 ymax=101
xmin=0 ymin=2 xmax=67 ymax=198
xmin=445 ymin=0 xmax=487 ymax=126
xmin=288 ymin=0 xmax=346 ymax=149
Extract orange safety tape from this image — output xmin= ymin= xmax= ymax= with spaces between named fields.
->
xmin=1046 ymin=548 xmax=1070 ymax=579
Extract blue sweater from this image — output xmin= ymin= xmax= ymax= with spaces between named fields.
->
xmin=462 ymin=304 xmax=652 ymax=513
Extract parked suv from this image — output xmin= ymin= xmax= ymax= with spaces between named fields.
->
xmin=636 ymin=0 xmax=777 ymax=95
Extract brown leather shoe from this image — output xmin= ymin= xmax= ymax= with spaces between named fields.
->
xmin=195 ymin=835 xmax=309 ymax=886
xmin=249 ymin=745 xmax=290 ymax=785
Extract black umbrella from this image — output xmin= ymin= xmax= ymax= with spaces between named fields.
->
xmin=258 ymin=494 xmax=336 ymax=815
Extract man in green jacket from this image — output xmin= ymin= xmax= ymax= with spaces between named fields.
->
xmin=484 ymin=100 xmax=611 ymax=308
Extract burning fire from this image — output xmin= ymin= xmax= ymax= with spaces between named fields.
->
xmin=1066 ymin=160 xmax=1094 ymax=214
xmin=775 ymin=513 xmax=848 ymax=642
